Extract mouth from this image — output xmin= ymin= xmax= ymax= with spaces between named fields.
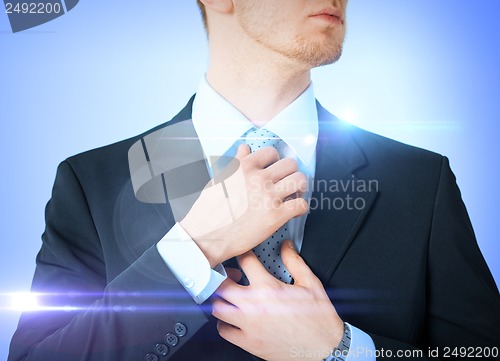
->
xmin=310 ymin=7 xmax=344 ymax=25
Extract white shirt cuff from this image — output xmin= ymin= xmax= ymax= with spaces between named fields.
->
xmin=156 ymin=222 xmax=227 ymax=304
xmin=344 ymin=323 xmax=376 ymax=361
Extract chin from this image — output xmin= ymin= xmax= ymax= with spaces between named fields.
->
xmin=288 ymin=45 xmax=344 ymax=69
xmin=285 ymin=33 xmax=345 ymax=68
xmin=315 ymin=48 xmax=343 ymax=67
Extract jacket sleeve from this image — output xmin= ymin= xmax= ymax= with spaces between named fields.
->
xmin=368 ymin=156 xmax=500 ymax=359
xmin=8 ymin=160 xmax=209 ymax=361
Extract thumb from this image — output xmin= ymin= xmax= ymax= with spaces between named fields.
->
xmin=235 ymin=144 xmax=250 ymax=160
xmin=281 ymin=240 xmax=320 ymax=288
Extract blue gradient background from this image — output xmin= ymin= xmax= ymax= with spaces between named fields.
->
xmin=0 ymin=1 xmax=499 ymax=359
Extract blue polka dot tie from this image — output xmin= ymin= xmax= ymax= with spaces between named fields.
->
xmin=242 ymin=127 xmax=293 ymax=284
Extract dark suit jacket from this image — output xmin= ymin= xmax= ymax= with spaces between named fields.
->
xmin=9 ymin=97 xmax=500 ymax=360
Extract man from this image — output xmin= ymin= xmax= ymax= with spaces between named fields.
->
xmin=8 ymin=0 xmax=500 ymax=360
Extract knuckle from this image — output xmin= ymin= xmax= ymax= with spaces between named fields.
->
xmin=262 ymin=178 xmax=275 ymax=193
xmin=297 ymin=172 xmax=307 ymax=185
xmin=284 ymin=197 xmax=308 ymax=214
xmin=292 ymin=172 xmax=307 ymax=190
xmin=297 ymin=198 xmax=309 ymax=213
xmin=284 ymin=157 xmax=298 ymax=172
xmin=293 ymin=172 xmax=307 ymax=187
xmin=265 ymin=146 xmax=280 ymax=161
xmin=269 ymin=146 xmax=279 ymax=157
xmin=212 ymin=302 xmax=221 ymax=317
xmin=290 ymin=252 xmax=302 ymax=263
xmin=270 ymin=196 xmax=282 ymax=210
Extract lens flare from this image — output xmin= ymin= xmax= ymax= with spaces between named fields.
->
xmin=10 ymin=293 xmax=39 ymax=311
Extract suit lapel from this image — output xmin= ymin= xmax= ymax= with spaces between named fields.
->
xmin=129 ymin=118 xmax=211 ymax=223
xmin=300 ymin=104 xmax=378 ymax=285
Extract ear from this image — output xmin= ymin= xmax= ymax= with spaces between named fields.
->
xmin=199 ymin=0 xmax=234 ymax=15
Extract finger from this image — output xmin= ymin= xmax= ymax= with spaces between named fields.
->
xmin=274 ymin=171 xmax=307 ymax=200
xmin=217 ymin=320 xmax=244 ymax=347
xmin=237 ymin=251 xmax=272 ymax=284
xmin=216 ymin=277 xmax=245 ymax=305
xmin=212 ymin=297 xmax=243 ymax=327
xmin=281 ymin=240 xmax=321 ymax=289
xmin=235 ymin=144 xmax=251 ymax=160
xmin=265 ymin=157 xmax=298 ymax=183
xmin=226 ymin=267 xmax=242 ymax=282
xmin=279 ymin=197 xmax=309 ymax=223
xmin=248 ymin=146 xmax=280 ymax=169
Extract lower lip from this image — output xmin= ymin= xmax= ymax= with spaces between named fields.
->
xmin=311 ymin=14 xmax=342 ymax=25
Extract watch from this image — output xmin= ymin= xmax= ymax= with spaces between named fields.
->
xmin=324 ymin=322 xmax=351 ymax=361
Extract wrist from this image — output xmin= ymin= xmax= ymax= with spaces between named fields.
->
xmin=179 ymin=220 xmax=223 ymax=267
xmin=312 ymin=317 xmax=344 ymax=361
xmin=195 ymin=239 xmax=223 ymax=268
xmin=323 ymin=322 xmax=351 ymax=361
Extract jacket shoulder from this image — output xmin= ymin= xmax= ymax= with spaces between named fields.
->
xmin=317 ymin=102 xmax=444 ymax=168
xmin=343 ymin=123 xmax=446 ymax=198
xmin=64 ymin=96 xmax=195 ymax=174
xmin=342 ymin=121 xmax=444 ymax=170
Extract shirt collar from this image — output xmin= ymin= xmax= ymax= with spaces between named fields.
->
xmin=192 ymin=76 xmax=318 ymax=166
xmin=263 ymin=84 xmax=318 ymax=165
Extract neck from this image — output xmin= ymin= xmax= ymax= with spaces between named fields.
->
xmin=206 ymin=27 xmax=312 ymax=127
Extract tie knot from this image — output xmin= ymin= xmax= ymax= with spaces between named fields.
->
xmin=243 ymin=127 xmax=282 ymax=153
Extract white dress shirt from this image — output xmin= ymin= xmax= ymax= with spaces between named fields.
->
xmin=192 ymin=76 xmax=318 ymax=253
xmin=156 ymin=77 xmax=375 ymax=360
